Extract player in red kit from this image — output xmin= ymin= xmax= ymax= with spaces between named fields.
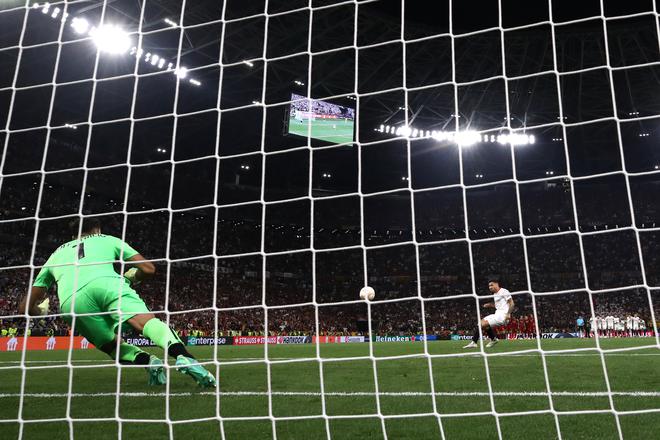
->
xmin=526 ymin=314 xmax=536 ymax=338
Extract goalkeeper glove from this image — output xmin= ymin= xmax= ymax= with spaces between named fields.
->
xmin=124 ymin=267 xmax=141 ymax=286
xmin=36 ymin=298 xmax=49 ymax=316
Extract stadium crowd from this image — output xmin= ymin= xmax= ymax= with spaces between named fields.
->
xmin=0 ymin=168 xmax=658 ymax=340
xmin=290 ymin=93 xmax=356 ymax=120
xmin=1 ymin=254 xmax=657 ymax=339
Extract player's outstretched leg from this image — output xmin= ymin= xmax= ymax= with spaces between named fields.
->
xmin=485 ymin=326 xmax=498 ymax=348
xmin=101 ymin=340 xmax=166 ymax=386
xmin=130 ymin=314 xmax=216 ymax=388
xmin=463 ymin=327 xmax=480 ymax=348
xmin=464 ymin=319 xmax=499 ymax=348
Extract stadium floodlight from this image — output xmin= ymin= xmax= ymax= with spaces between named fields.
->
xmin=454 ymin=130 xmax=480 ymax=147
xmin=174 ymin=67 xmax=188 ymax=79
xmin=494 ymin=133 xmax=535 ymax=146
xmin=90 ymin=24 xmax=132 ymax=54
xmin=243 ymin=60 xmax=254 ymax=67
xmin=71 ymin=17 xmax=90 ymax=34
xmin=64 ymin=123 xmax=78 ymax=130
xmin=163 ymin=18 xmax=178 ymax=27
xmin=33 ymin=2 xmax=200 ymax=84
xmin=396 ymin=126 xmax=412 ymax=137
xmin=189 ymin=79 xmax=201 ymax=86
xmin=377 ymin=124 xmax=535 ymax=146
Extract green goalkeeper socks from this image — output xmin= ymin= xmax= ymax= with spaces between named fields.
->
xmin=142 ymin=318 xmax=194 ymax=360
xmin=142 ymin=318 xmax=183 ymax=350
xmin=112 ymin=342 xmax=149 ymax=365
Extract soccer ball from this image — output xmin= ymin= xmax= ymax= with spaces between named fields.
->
xmin=359 ymin=286 xmax=375 ymax=301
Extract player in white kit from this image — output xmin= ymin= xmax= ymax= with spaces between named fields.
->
xmin=593 ymin=316 xmax=600 ymax=337
xmin=638 ymin=318 xmax=646 ymax=335
xmin=614 ymin=317 xmax=624 ymax=337
xmin=606 ymin=315 xmax=615 ymax=337
xmin=626 ymin=315 xmax=633 ymax=337
xmin=632 ymin=315 xmax=641 ymax=336
xmin=598 ymin=318 xmax=607 ymax=336
xmin=464 ymin=278 xmax=514 ymax=349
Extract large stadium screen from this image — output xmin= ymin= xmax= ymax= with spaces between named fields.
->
xmin=287 ymin=93 xmax=355 ymax=144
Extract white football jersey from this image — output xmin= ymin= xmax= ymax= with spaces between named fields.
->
xmin=606 ymin=316 xmax=614 ymax=327
xmin=493 ymin=288 xmax=512 ymax=313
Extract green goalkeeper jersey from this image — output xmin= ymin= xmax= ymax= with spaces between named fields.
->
xmin=33 ymin=234 xmax=139 ymax=305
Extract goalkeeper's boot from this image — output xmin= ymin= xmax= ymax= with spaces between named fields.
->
xmin=463 ymin=341 xmax=478 ymax=349
xmin=147 ymin=355 xmax=167 ymax=386
xmin=175 ymin=355 xmax=216 ymax=388
xmin=486 ymin=338 xmax=499 ymax=348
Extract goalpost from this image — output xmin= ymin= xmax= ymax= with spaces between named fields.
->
xmin=0 ymin=0 xmax=659 ymax=439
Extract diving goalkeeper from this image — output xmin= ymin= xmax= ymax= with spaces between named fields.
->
xmin=19 ymin=218 xmax=215 ymax=388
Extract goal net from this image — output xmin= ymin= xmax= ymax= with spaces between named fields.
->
xmin=0 ymin=0 xmax=659 ymax=438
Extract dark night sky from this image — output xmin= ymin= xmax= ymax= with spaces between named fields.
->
xmin=0 ymin=0 xmax=658 ymax=273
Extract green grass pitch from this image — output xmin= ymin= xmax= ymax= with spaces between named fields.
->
xmin=0 ymin=339 xmax=658 ymax=439
xmin=288 ymin=117 xmax=354 ymax=144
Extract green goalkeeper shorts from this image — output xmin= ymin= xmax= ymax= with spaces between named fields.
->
xmin=60 ymin=276 xmax=150 ymax=348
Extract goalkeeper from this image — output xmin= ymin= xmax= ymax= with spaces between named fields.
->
xmin=19 ymin=218 xmax=215 ymax=388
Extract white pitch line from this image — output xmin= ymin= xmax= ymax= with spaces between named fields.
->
xmin=1 ymin=352 xmax=659 ymax=365
xmin=0 ymin=391 xmax=658 ymax=398
xmin=507 ymin=353 xmax=660 ymax=357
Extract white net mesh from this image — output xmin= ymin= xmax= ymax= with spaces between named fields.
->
xmin=0 ymin=0 xmax=659 ymax=438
